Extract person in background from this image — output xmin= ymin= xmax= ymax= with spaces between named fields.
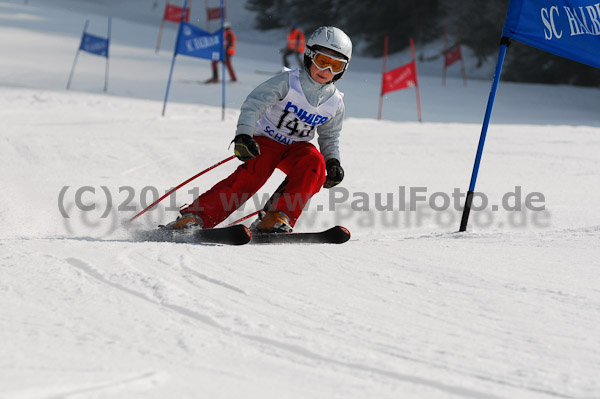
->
xmin=282 ymin=22 xmax=305 ymax=69
xmin=205 ymin=21 xmax=237 ymax=83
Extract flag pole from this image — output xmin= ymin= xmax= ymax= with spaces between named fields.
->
xmin=161 ymin=50 xmax=178 ymax=116
xmin=220 ymin=0 xmax=226 ymax=121
xmin=162 ymin=0 xmax=189 ymax=116
xmin=104 ymin=17 xmax=112 ymax=92
xmin=457 ymin=27 xmax=467 ymax=87
xmin=442 ymin=25 xmax=448 ymax=86
xmin=156 ymin=19 xmax=166 ymax=53
xmin=410 ymin=38 xmax=422 ymax=122
xmin=459 ymin=37 xmax=510 ymax=232
xmin=460 ymin=44 xmax=468 ymax=87
xmin=67 ymin=20 xmax=88 ymax=90
xmin=377 ymin=35 xmax=389 ymax=120
xmin=155 ymin=0 xmax=169 ymax=53
xmin=205 ymin=0 xmax=209 ymax=29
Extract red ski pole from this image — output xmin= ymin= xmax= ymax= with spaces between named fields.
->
xmin=128 ymin=155 xmax=235 ymax=222
xmin=226 ymin=210 xmax=260 ymax=227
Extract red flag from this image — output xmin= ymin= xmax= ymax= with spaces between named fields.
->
xmin=206 ymin=7 xmax=222 ymax=20
xmin=444 ymin=45 xmax=462 ymax=67
xmin=164 ymin=4 xmax=190 ymax=23
xmin=381 ymin=61 xmax=417 ymax=95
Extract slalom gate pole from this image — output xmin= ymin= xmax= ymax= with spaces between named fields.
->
xmin=205 ymin=0 xmax=209 ymax=29
xmin=67 ymin=20 xmax=89 ymax=90
xmin=220 ymin=0 xmax=225 ymax=121
xmin=104 ymin=17 xmax=111 ymax=92
xmin=156 ymin=19 xmax=166 ymax=53
xmin=155 ymin=0 xmax=168 ymax=53
xmin=457 ymin=27 xmax=467 ymax=87
xmin=161 ymin=52 xmax=177 ymax=116
xmin=459 ymin=38 xmax=510 ymax=232
xmin=442 ymin=25 xmax=448 ymax=86
xmin=129 ymin=155 xmax=236 ymax=222
xmin=377 ymin=36 xmax=389 ymax=120
xmin=460 ymin=46 xmax=468 ymax=87
xmin=161 ymin=0 xmax=189 ymax=116
xmin=410 ymin=38 xmax=422 ymax=122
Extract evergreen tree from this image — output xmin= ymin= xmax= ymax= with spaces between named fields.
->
xmin=344 ymin=0 xmax=441 ymax=56
xmin=246 ymin=0 xmax=442 ymax=55
xmin=245 ymin=0 xmax=288 ymax=30
xmin=436 ymin=0 xmax=600 ymax=86
xmin=440 ymin=0 xmax=509 ymax=67
xmin=503 ymin=42 xmax=600 ymax=87
xmin=245 ymin=0 xmax=600 ymax=86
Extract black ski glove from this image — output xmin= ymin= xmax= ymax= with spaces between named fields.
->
xmin=324 ymin=158 xmax=344 ymax=189
xmin=233 ymin=134 xmax=260 ymax=162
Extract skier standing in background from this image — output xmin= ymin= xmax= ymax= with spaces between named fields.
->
xmin=282 ymin=22 xmax=305 ymax=68
xmin=205 ymin=21 xmax=237 ymax=83
xmin=170 ymin=26 xmax=352 ymax=233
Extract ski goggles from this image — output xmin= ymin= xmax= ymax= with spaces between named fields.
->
xmin=311 ymin=50 xmax=348 ymax=74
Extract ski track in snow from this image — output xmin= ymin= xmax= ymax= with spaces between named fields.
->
xmin=2 ymin=229 xmax=600 ymax=398
xmin=7 ymin=371 xmax=163 ymax=399
xmin=1 ymin=0 xmax=600 ymax=398
xmin=63 ymin=257 xmax=504 ymax=399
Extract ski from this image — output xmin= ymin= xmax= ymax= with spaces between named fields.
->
xmin=251 ymin=226 xmax=351 ymax=245
xmin=139 ymin=224 xmax=252 ymax=246
xmin=138 ymin=225 xmax=350 ymax=245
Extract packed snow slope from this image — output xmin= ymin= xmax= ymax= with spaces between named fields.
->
xmin=1 ymin=1 xmax=600 ymax=398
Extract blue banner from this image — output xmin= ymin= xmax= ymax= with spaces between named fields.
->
xmin=502 ymin=0 xmax=600 ymax=68
xmin=80 ymin=33 xmax=109 ymax=58
xmin=175 ymin=23 xmax=224 ymax=61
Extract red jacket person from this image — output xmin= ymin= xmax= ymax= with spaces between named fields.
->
xmin=206 ymin=21 xmax=237 ymax=83
xmin=283 ymin=22 xmax=305 ymax=68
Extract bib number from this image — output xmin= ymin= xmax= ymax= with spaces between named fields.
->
xmin=276 ymin=110 xmax=316 ymax=138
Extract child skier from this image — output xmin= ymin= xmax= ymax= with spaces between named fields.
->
xmin=168 ymin=26 xmax=352 ymax=233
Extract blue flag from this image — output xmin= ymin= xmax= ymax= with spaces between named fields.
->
xmin=80 ymin=33 xmax=109 ymax=58
xmin=502 ymin=0 xmax=600 ymax=68
xmin=176 ymin=23 xmax=224 ymax=61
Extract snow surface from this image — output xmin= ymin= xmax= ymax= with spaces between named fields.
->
xmin=1 ymin=1 xmax=600 ymax=398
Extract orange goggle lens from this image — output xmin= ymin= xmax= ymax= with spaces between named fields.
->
xmin=312 ymin=52 xmax=347 ymax=74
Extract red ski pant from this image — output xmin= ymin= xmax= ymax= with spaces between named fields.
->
xmin=181 ymin=136 xmax=327 ymax=228
xmin=211 ymin=55 xmax=236 ymax=81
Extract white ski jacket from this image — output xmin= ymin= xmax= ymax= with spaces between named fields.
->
xmin=236 ymin=67 xmax=345 ymax=162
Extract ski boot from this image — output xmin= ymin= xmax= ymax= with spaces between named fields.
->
xmin=252 ymin=210 xmax=292 ymax=234
xmin=164 ymin=213 xmax=204 ymax=230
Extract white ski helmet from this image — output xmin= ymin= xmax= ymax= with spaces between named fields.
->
xmin=304 ymin=26 xmax=352 ymax=81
